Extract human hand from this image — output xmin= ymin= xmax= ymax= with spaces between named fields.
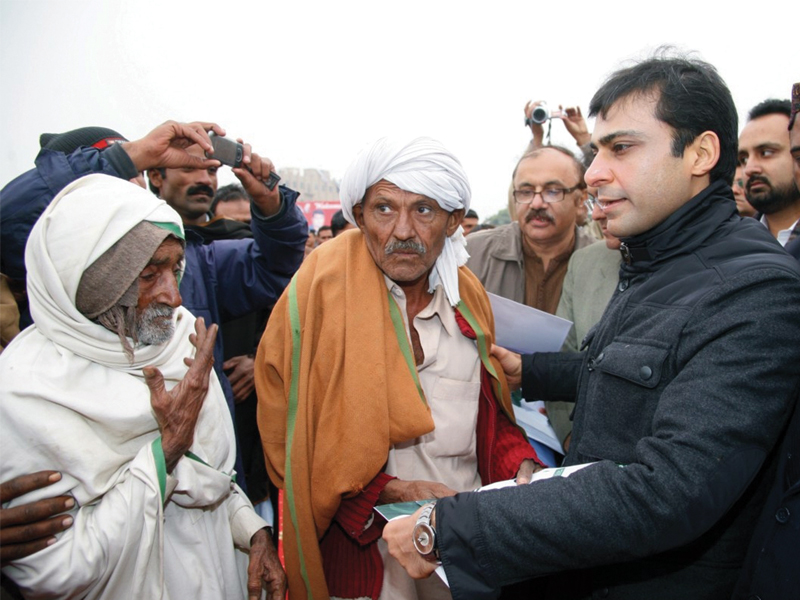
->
xmin=0 ymin=471 xmax=75 ymax=566
xmin=382 ymin=511 xmax=439 ymax=579
xmin=223 ymin=354 xmax=255 ymax=403
xmin=247 ymin=528 xmax=286 ymax=600
xmin=515 ymin=459 xmax=543 ymax=485
xmin=232 ymin=143 xmax=282 ymax=218
xmin=146 ymin=317 xmax=218 ymax=472
xmin=524 ymin=100 xmax=546 ymax=147
xmin=122 ymin=120 xmax=225 ymax=172
xmin=378 ymin=479 xmax=457 ymax=505
xmin=490 ymin=344 xmax=522 ymax=390
xmin=559 ymin=105 xmax=591 ymax=147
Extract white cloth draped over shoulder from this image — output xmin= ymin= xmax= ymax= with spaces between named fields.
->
xmin=0 ymin=174 xmax=266 ymax=600
xmin=339 ymin=136 xmax=472 ymax=306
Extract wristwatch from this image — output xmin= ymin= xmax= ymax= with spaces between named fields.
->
xmin=413 ymin=502 xmax=438 ymax=560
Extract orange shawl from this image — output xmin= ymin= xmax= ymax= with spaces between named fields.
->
xmin=255 ymin=229 xmax=515 ymax=599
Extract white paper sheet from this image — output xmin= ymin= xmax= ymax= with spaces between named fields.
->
xmin=488 ymin=292 xmax=572 ymax=355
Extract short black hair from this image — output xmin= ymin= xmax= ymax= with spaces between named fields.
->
xmin=748 ymin=98 xmax=791 ymax=121
xmin=589 ymin=49 xmax=738 ymax=185
xmin=465 ymin=209 xmax=478 ymax=219
xmin=331 ymin=210 xmax=349 ymax=236
xmin=317 ymin=225 xmax=332 ymax=235
xmin=211 ymin=183 xmax=250 ymax=214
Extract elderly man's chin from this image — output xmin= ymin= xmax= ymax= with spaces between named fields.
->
xmin=135 ymin=304 xmax=176 ymax=346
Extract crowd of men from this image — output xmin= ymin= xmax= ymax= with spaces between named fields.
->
xmin=0 ymin=52 xmax=799 ymax=600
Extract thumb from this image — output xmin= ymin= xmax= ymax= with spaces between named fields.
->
xmin=143 ymin=366 xmax=166 ymax=396
xmin=490 ymin=343 xmax=507 ymax=360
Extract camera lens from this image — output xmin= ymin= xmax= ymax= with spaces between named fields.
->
xmin=532 ymin=105 xmax=549 ymax=124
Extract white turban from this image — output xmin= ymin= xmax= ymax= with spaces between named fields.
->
xmin=339 ymin=136 xmax=471 ymax=306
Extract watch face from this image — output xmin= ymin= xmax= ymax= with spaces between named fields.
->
xmin=413 ymin=523 xmax=435 ymax=555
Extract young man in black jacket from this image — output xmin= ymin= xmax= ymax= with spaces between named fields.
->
xmin=384 ymin=53 xmax=800 ymax=600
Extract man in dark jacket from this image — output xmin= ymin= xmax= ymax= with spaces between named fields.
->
xmin=384 ymin=54 xmax=800 ymax=600
xmin=733 ymin=82 xmax=800 ymax=600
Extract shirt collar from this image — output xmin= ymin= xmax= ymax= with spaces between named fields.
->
xmin=383 ymin=275 xmax=458 ymax=338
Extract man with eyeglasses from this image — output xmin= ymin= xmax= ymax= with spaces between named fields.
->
xmin=466 ymin=146 xmax=595 ymax=314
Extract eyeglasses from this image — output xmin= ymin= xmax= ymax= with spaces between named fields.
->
xmin=586 ymin=194 xmax=601 ymax=212
xmin=513 ymin=185 xmax=582 ymax=205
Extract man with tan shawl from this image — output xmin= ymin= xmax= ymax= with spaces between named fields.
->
xmin=256 ymin=137 xmax=541 ymax=600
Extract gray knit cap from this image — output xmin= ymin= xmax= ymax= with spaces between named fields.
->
xmin=76 ymin=221 xmax=181 ymax=319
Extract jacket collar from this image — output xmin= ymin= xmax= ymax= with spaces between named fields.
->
xmin=619 ymin=180 xmax=738 ymax=273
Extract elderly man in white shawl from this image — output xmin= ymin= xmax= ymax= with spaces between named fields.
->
xmin=0 ymin=174 xmax=284 ymax=600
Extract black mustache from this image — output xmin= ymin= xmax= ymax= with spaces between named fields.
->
xmin=746 ymin=176 xmax=770 ymax=191
xmin=524 ymin=208 xmax=555 ymax=225
xmin=188 ymin=184 xmax=215 ymax=197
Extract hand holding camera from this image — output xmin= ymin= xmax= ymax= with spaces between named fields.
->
xmin=524 ymin=101 xmax=590 ymax=148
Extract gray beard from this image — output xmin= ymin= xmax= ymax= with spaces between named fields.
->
xmin=135 ymin=304 xmax=175 ymax=346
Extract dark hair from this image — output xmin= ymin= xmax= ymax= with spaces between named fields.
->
xmin=147 ymin=168 xmax=167 ymax=195
xmin=588 ymin=49 xmax=738 ymax=185
xmin=317 ymin=225 xmax=333 ymax=235
xmin=748 ymin=98 xmax=791 ymax=121
xmin=330 ymin=209 xmax=349 ymax=236
xmin=465 ymin=209 xmax=478 ymax=219
xmin=512 ymin=145 xmax=587 ymax=188
xmin=211 ymin=183 xmax=250 ymax=214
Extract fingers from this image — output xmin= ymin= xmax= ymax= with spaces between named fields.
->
xmin=1 ymin=536 xmax=56 ymax=566
xmin=516 ymin=459 xmax=535 ymax=485
xmin=0 ymin=471 xmax=61 ymax=503
xmin=1 ymin=495 xmax=74 ymax=528
xmin=178 ymin=122 xmax=225 ymax=153
xmin=1 ymin=511 xmax=74 ymax=546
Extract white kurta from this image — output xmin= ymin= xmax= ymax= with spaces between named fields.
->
xmin=0 ymin=175 xmax=266 ymax=599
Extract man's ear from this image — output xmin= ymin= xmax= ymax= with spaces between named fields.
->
xmin=446 ymin=208 xmax=465 ymax=236
xmin=689 ymin=131 xmax=720 ymax=178
xmin=147 ymin=168 xmax=163 ymax=197
xmin=353 ymin=201 xmax=366 ymax=230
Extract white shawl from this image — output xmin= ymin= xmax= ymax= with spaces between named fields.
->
xmin=0 ymin=175 xmax=263 ymax=599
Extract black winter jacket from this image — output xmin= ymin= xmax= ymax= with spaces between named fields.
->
xmin=435 ymin=181 xmax=800 ymax=600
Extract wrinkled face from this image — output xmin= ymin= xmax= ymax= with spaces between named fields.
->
xmin=732 ymin=165 xmax=756 ymax=217
xmin=739 ymin=113 xmax=799 ymax=215
xmin=149 ymin=145 xmax=218 ymax=225
xmin=790 ymin=118 xmax=800 ymax=192
xmin=461 ymin=216 xmax=479 ymax=234
xmin=353 ymin=180 xmax=463 ymax=287
xmin=586 ymin=94 xmax=697 ymax=238
xmin=134 ymin=237 xmax=184 ymax=345
xmin=513 ymin=149 xmax=586 ymax=248
xmin=214 ymin=197 xmax=251 ymax=223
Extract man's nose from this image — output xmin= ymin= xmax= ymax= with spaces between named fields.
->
xmin=157 ymin=275 xmax=182 ymax=308
xmin=585 ymin=153 xmax=612 ymax=189
xmin=393 ymin=210 xmax=415 ymax=239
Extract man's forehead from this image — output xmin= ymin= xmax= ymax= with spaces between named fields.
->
xmin=515 ymin=149 xmax=580 ymax=184
xmin=145 ymin=237 xmax=184 ymax=265
xmin=366 ymin=180 xmax=436 ymax=203
xmin=739 ymin=113 xmax=791 ymax=146
xmin=592 ymin=93 xmax=661 ymax=137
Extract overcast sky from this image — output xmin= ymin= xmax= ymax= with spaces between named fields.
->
xmin=1 ymin=0 xmax=796 ymax=219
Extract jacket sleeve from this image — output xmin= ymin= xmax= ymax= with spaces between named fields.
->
xmin=205 ymin=186 xmax=306 ymax=321
xmin=436 ymin=270 xmax=800 ymax=600
xmin=521 ymin=351 xmax=584 ymax=403
xmin=1 ymin=146 xmax=138 ymax=284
